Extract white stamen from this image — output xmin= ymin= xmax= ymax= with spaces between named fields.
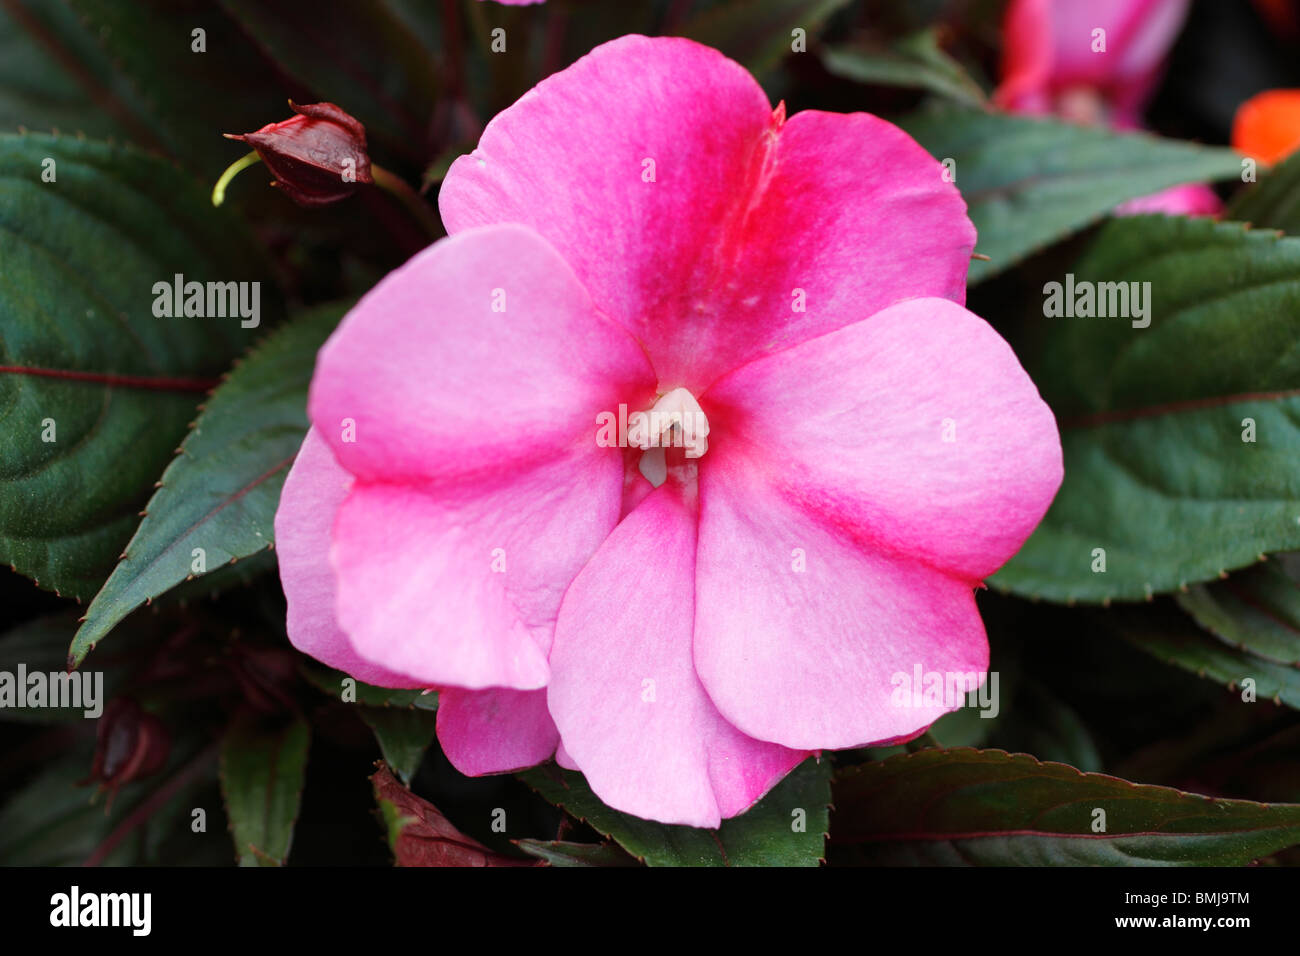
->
xmin=631 ymin=386 xmax=710 ymax=459
xmin=638 ymin=446 xmax=667 ymax=488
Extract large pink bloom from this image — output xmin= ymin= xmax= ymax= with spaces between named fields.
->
xmin=276 ymin=35 xmax=1063 ymax=827
xmin=996 ymin=0 xmax=1221 ymax=216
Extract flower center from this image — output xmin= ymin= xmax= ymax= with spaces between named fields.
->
xmin=631 ymin=387 xmax=710 ymax=488
xmin=1054 ymin=86 xmax=1108 ymax=126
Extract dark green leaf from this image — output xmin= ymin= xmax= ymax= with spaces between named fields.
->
xmin=219 ymin=714 xmax=310 ymax=866
xmin=301 ymin=665 xmax=438 ymax=710
xmin=1177 ymin=553 xmax=1300 ymax=668
xmin=0 ymin=745 xmax=123 ymax=864
xmin=359 ymin=707 xmax=438 ymax=786
xmin=0 ymin=0 xmax=125 ymax=139
xmin=989 ymin=679 xmax=1103 ymax=772
xmin=0 ymin=737 xmax=216 ymax=865
xmin=821 ymin=30 xmax=987 ymax=108
xmin=159 ymin=547 xmax=279 ymax=605
xmin=519 ymin=757 xmax=831 ymax=866
xmin=681 ymin=0 xmax=853 ymax=76
xmin=1227 ymin=150 xmax=1300 ymax=234
xmin=1 ymin=611 xmax=113 ymax=722
xmin=515 ymin=839 xmax=640 ymax=867
xmin=1120 ymin=601 xmax=1300 ymax=710
xmin=927 ymin=702 xmax=995 ymax=749
xmin=219 ymin=0 xmax=440 ymax=164
xmin=70 ymin=305 xmax=343 ymax=666
xmin=901 ymin=108 xmax=1243 ymax=282
xmin=995 ymin=216 xmax=1300 ymax=602
xmin=0 ymin=133 xmax=272 ymax=601
xmin=830 ymin=748 xmax=1300 ymax=865
xmin=61 ymin=0 xmax=290 ymax=176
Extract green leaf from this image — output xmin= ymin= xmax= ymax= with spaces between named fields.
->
xmin=993 ymin=216 xmax=1300 ymax=602
xmin=1178 ymin=553 xmax=1300 ymax=669
xmin=219 ymin=0 xmax=440 ymax=164
xmin=0 ymin=737 xmax=217 ymax=865
xmin=681 ymin=0 xmax=853 ymax=76
xmin=830 ymin=748 xmax=1300 ymax=865
xmin=69 ymin=305 xmax=343 ymax=667
xmin=0 ymin=613 xmax=85 ymax=722
xmin=1228 ymin=150 xmax=1300 ymax=234
xmin=358 ymin=707 xmax=438 ymax=786
xmin=0 ymin=133 xmax=272 ymax=601
xmin=0 ymin=0 xmax=124 ymax=140
xmin=900 ymin=108 xmax=1242 ymax=282
xmin=927 ymin=702 xmax=995 ymax=749
xmin=519 ymin=757 xmax=831 ymax=866
xmin=219 ymin=714 xmax=310 ymax=866
xmin=301 ymin=665 xmax=438 ymax=710
xmin=515 ymin=840 xmax=639 ymax=867
xmin=989 ymin=679 xmax=1104 ymax=772
xmin=60 ymin=0 xmax=288 ymax=176
xmin=821 ymin=30 xmax=987 ymax=108
xmin=160 ymin=547 xmax=278 ymax=606
xmin=1120 ymin=601 xmax=1300 ymax=710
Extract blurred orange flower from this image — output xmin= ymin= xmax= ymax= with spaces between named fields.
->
xmin=1232 ymin=89 xmax=1300 ymax=164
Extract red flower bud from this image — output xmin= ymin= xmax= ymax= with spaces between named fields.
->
xmin=371 ymin=764 xmax=536 ymax=867
xmin=82 ymin=698 xmax=171 ymax=807
xmin=225 ymin=101 xmax=372 ymax=207
xmin=226 ymin=646 xmax=300 ymax=715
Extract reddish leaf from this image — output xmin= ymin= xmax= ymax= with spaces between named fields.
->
xmin=370 ymin=764 xmax=535 ymax=868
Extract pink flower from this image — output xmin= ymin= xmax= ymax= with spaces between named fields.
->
xmin=996 ymin=0 xmax=1221 ymax=216
xmin=275 ymin=36 xmax=1063 ymax=827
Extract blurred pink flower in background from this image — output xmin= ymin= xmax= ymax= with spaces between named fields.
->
xmin=276 ymin=36 xmax=1063 ymax=827
xmin=996 ymin=0 xmax=1222 ymax=216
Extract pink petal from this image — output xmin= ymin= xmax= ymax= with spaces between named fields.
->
xmin=995 ymin=0 xmax=1055 ymax=114
xmin=331 ymin=448 xmax=624 ymax=689
xmin=548 ymin=471 xmax=808 ymax=828
xmin=701 ymin=297 xmax=1062 ymax=583
xmin=309 ymin=224 xmax=655 ymax=485
xmin=997 ymin=0 xmax=1190 ymax=119
xmin=437 ymin=688 xmax=558 ymax=775
xmin=305 ymin=224 xmax=656 ymax=689
xmin=274 ymin=428 xmax=423 ymax=688
xmin=440 ymin=34 xmax=974 ymax=392
xmin=692 ymin=447 xmax=991 ymax=751
xmin=692 ymin=297 xmax=1061 ymax=751
xmin=1114 ymin=181 xmax=1223 ymax=217
xmin=554 ymin=740 xmax=578 ymax=771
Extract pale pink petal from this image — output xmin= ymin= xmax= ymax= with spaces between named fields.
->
xmin=440 ymin=34 xmax=974 ymax=391
xmin=693 ymin=447 xmax=991 ymax=751
xmin=332 ymin=447 xmax=624 ymax=689
xmin=304 ymin=225 xmax=655 ymax=688
xmin=1114 ymin=181 xmax=1222 ymax=217
xmin=548 ymin=471 xmax=808 ymax=827
xmin=437 ymin=688 xmax=558 ymax=775
xmin=554 ymin=740 xmax=578 ymax=771
xmin=701 ymin=297 xmax=1062 ymax=583
xmin=274 ymin=428 xmax=423 ymax=688
xmin=998 ymin=0 xmax=1190 ymax=120
xmin=309 ymin=224 xmax=655 ymax=485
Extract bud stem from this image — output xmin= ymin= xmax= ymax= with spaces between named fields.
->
xmin=370 ymin=163 xmax=442 ymax=238
xmin=211 ymin=150 xmax=262 ymax=207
